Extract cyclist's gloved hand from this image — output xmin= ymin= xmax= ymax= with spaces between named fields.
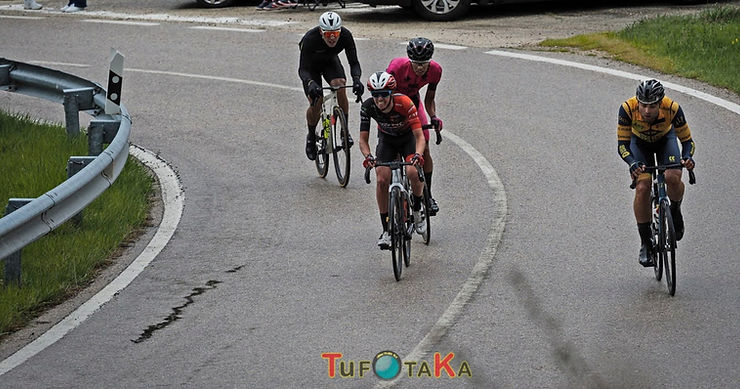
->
xmin=430 ymin=116 xmax=444 ymax=132
xmin=307 ymin=80 xmax=322 ymax=101
xmin=629 ymin=161 xmax=645 ymax=180
xmin=407 ymin=153 xmax=424 ymax=167
xmin=682 ymin=157 xmax=695 ymax=170
xmin=363 ymin=154 xmax=376 ymax=169
xmin=352 ymin=79 xmax=364 ymax=98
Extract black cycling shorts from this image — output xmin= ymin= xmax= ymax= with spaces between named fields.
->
xmin=302 ymin=55 xmax=346 ymax=96
xmin=630 ymin=128 xmax=682 ymax=168
xmin=375 ymin=131 xmax=416 ymax=163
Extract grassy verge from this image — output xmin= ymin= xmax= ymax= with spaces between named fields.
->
xmin=540 ymin=5 xmax=740 ymax=95
xmin=0 ymin=110 xmax=154 ymax=337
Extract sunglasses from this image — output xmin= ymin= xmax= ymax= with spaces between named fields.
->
xmin=371 ymin=90 xmax=392 ymax=98
xmin=322 ymin=30 xmax=340 ymax=39
xmin=410 ymin=60 xmax=430 ymax=65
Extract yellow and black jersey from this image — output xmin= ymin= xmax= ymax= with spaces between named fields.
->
xmin=617 ymin=96 xmax=695 ymax=165
xmin=617 ymin=96 xmax=692 ymax=143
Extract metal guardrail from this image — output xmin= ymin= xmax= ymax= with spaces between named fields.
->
xmin=0 ymin=58 xmax=131 ymax=280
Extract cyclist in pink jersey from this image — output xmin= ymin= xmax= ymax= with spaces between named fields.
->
xmin=386 ymin=37 xmax=443 ymax=215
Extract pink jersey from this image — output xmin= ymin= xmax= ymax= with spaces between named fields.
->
xmin=386 ymin=57 xmax=442 ymax=100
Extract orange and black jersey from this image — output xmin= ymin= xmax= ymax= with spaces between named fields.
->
xmin=360 ymin=93 xmax=422 ymax=136
xmin=617 ymin=96 xmax=695 ymax=164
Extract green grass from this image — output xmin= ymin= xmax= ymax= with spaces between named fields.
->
xmin=0 ymin=111 xmax=154 ymax=336
xmin=541 ymin=5 xmax=740 ymax=95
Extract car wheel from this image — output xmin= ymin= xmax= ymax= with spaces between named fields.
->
xmin=196 ymin=0 xmax=237 ymax=8
xmin=412 ymin=0 xmax=470 ymax=21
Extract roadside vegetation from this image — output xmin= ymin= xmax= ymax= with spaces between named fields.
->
xmin=541 ymin=5 xmax=740 ymax=95
xmin=0 ymin=111 xmax=154 ymax=337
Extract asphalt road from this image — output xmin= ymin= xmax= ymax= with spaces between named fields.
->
xmin=0 ymin=2 xmax=739 ymax=387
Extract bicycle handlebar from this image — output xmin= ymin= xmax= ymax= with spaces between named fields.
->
xmin=422 ymin=124 xmax=442 ymax=145
xmin=629 ymin=163 xmax=696 ymax=189
xmin=364 ymin=160 xmax=425 ymax=184
xmin=321 ymin=85 xmax=362 ymax=103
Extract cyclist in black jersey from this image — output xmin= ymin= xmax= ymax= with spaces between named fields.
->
xmin=617 ymin=79 xmax=696 ymax=266
xmin=298 ymin=11 xmax=364 ymax=161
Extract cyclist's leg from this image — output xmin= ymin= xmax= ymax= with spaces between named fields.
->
xmin=324 ymin=56 xmax=349 ymax=117
xmin=375 ymin=136 xmax=396 ymax=248
xmin=659 ymin=130 xmax=685 ymax=202
xmin=659 ymin=130 xmax=686 ymax=240
xmin=304 ymin=70 xmax=323 ymax=160
xmin=630 ymin=136 xmax=655 ymax=265
xmin=414 ymin=95 xmax=438 ymax=214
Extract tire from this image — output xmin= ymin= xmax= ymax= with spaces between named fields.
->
xmin=314 ymin=125 xmax=329 ymax=178
xmin=662 ymin=203 xmax=677 ymax=296
xmin=653 ymin=206 xmax=663 ymax=281
xmin=195 ymin=0 xmax=236 ymax=8
xmin=420 ymin=184 xmax=431 ymax=245
xmin=331 ymin=107 xmax=351 ymax=187
xmin=403 ymin=193 xmax=412 ymax=267
xmin=390 ymin=188 xmax=404 ymax=281
xmin=412 ymin=0 xmax=471 ymax=21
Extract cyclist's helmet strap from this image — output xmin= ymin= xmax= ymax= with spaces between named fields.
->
xmin=318 ymin=11 xmax=342 ymax=31
xmin=406 ymin=37 xmax=434 ymax=61
xmin=636 ymin=79 xmax=665 ymax=104
xmin=367 ymin=71 xmax=397 ymax=91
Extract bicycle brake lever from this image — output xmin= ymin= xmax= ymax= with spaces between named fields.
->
xmin=435 ymin=129 xmax=442 ymax=145
xmin=688 ymin=170 xmax=696 ymax=185
xmin=364 ymin=166 xmax=372 ymax=184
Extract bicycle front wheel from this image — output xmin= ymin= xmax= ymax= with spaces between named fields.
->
xmin=331 ymin=107 xmax=351 ymax=187
xmin=653 ymin=211 xmax=663 ymax=281
xmin=420 ymin=183 xmax=431 ymax=245
xmin=662 ymin=202 xmax=677 ymax=296
xmin=389 ymin=187 xmax=404 ymax=281
xmin=403 ymin=193 xmax=412 ymax=267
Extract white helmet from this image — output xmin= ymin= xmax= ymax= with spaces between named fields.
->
xmin=319 ymin=11 xmax=342 ymax=31
xmin=367 ymin=71 xmax=396 ymax=92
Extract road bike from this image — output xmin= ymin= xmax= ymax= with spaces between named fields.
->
xmin=365 ymin=159 xmax=430 ymax=281
xmin=631 ymin=163 xmax=695 ymax=296
xmin=313 ymin=85 xmax=353 ymax=187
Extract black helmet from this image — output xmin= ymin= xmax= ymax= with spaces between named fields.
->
xmin=406 ymin=37 xmax=434 ymax=62
xmin=636 ymin=79 xmax=665 ymax=104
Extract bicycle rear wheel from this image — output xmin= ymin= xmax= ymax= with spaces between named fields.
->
xmin=331 ymin=107 xmax=351 ymax=187
xmin=403 ymin=193 xmax=412 ymax=267
xmin=314 ymin=127 xmax=329 ymax=178
xmin=662 ymin=202 xmax=677 ymax=295
xmin=389 ymin=187 xmax=404 ymax=281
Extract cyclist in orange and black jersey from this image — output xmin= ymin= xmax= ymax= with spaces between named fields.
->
xmin=359 ymin=72 xmax=426 ymax=249
xmin=617 ymin=79 xmax=696 ymax=267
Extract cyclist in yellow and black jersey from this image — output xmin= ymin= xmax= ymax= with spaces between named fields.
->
xmin=617 ymin=79 xmax=696 ymax=267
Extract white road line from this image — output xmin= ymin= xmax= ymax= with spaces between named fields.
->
xmin=81 ymin=19 xmax=159 ymax=26
xmin=126 ymin=68 xmax=303 ymax=92
xmin=189 ymin=26 xmax=264 ymax=33
xmin=29 ymin=61 xmax=89 ymax=68
xmin=486 ymin=50 xmax=740 ymax=116
xmin=398 ymin=41 xmax=468 ymax=50
xmin=77 ymin=10 xmax=296 ymax=27
xmin=0 ymin=15 xmax=45 ymax=20
xmin=0 ymin=145 xmax=184 ymax=377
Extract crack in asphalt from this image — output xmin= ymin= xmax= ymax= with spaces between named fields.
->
xmin=131 ymin=280 xmax=222 ymax=344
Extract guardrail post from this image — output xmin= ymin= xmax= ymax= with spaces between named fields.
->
xmin=3 ymin=199 xmax=33 ymax=287
xmin=88 ymin=119 xmax=120 ymax=156
xmin=67 ymin=156 xmax=96 ymax=225
xmin=63 ymin=87 xmax=95 ymax=138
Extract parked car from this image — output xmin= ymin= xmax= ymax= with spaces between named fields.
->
xmin=196 ymin=0 xmax=237 ymax=7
